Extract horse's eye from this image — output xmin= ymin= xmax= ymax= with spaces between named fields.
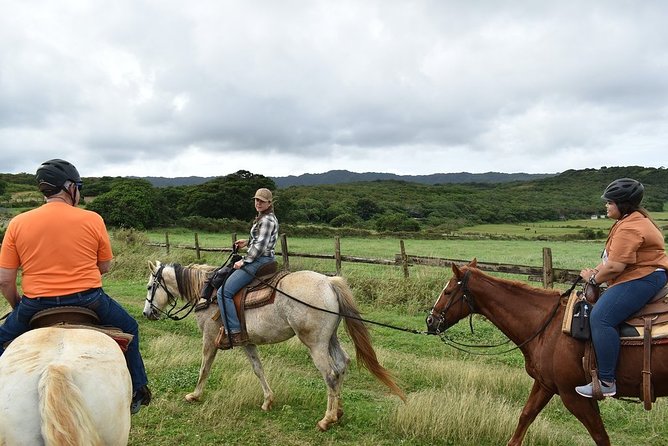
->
xmin=457 ymin=281 xmax=462 ymax=285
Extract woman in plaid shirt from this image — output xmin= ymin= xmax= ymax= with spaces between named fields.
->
xmin=216 ymin=188 xmax=278 ymax=349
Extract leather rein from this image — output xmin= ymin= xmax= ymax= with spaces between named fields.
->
xmin=428 ymin=271 xmax=577 ymax=355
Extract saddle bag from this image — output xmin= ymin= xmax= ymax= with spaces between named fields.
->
xmin=199 ymin=254 xmax=242 ymax=300
xmin=571 ymin=299 xmax=592 ymax=341
xmin=562 ymin=289 xmax=593 ymax=341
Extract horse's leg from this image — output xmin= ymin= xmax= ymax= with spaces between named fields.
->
xmin=329 ymin=336 xmax=350 ymax=420
xmin=307 ymin=340 xmax=346 ymax=432
xmin=185 ymin=326 xmax=219 ymax=402
xmin=507 ymin=381 xmax=554 ymax=446
xmin=241 ymin=345 xmax=275 ymax=411
xmin=559 ymin=392 xmax=610 ymax=446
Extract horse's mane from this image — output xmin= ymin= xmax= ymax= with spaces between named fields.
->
xmin=468 ymin=267 xmax=562 ymax=299
xmin=172 ymin=263 xmax=216 ymax=304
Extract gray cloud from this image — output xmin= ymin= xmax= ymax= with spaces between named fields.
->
xmin=1 ymin=0 xmax=667 ymax=177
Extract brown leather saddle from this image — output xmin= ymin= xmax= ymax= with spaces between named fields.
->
xmin=28 ymin=306 xmax=134 ymax=352
xmin=578 ymin=283 xmax=668 ymax=409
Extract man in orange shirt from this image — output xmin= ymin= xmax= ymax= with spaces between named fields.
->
xmin=0 ymin=159 xmax=151 ymax=414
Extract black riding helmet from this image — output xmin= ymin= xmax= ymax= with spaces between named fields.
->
xmin=601 ymin=178 xmax=644 ymax=206
xmin=36 ymin=159 xmax=81 ymax=197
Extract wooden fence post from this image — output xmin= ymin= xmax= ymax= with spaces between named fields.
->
xmin=542 ymin=247 xmax=554 ymax=289
xmin=165 ymin=232 xmax=170 ymax=255
xmin=334 ymin=236 xmax=342 ymax=276
xmin=400 ymin=240 xmax=409 ymax=278
xmin=280 ymin=234 xmax=289 ymax=271
xmin=194 ymin=233 xmax=201 ymax=260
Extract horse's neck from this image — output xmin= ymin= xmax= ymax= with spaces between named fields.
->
xmin=470 ymin=275 xmax=556 ymax=348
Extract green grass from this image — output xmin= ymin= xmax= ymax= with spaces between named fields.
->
xmin=5 ymin=227 xmax=668 ymax=445
xmin=92 ymin=277 xmax=668 ymax=445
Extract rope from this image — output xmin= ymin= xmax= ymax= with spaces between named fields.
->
xmin=244 ymin=269 xmax=429 ymax=335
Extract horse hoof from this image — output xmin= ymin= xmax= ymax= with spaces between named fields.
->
xmin=337 ymin=409 xmax=344 ymax=419
xmin=185 ymin=393 xmax=199 ymax=403
xmin=317 ymin=420 xmax=330 ymax=432
xmin=261 ymin=401 xmax=273 ymax=411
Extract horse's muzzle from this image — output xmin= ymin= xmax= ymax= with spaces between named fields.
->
xmin=425 ymin=314 xmax=444 ymax=335
xmin=143 ymin=309 xmax=160 ymax=321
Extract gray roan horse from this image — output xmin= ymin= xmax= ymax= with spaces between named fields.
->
xmin=144 ymin=261 xmax=405 ymax=431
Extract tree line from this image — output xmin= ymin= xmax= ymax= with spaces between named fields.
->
xmin=2 ymin=166 xmax=667 ymax=233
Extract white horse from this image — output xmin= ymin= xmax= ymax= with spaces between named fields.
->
xmin=0 ymin=327 xmax=132 ymax=446
xmin=143 ymin=261 xmax=405 ymax=431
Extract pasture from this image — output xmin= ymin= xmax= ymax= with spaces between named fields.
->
xmin=4 ymin=226 xmax=668 ymax=445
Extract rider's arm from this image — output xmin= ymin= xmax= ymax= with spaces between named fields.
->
xmin=593 ymin=260 xmax=626 ymax=284
xmin=581 ymin=260 xmax=626 ymax=285
xmin=0 ymin=267 xmax=20 ymax=308
xmin=98 ymin=260 xmax=112 ymax=275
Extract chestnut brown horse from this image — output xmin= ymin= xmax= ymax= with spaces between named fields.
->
xmin=425 ymin=260 xmax=668 ymax=446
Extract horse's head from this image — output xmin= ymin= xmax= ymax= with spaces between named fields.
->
xmin=426 ymin=259 xmax=477 ymax=334
xmin=143 ymin=261 xmax=179 ymax=320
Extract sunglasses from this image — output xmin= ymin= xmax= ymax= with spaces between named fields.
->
xmin=75 ymin=181 xmax=83 ymax=191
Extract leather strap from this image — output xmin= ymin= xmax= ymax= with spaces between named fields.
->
xmin=642 ymin=316 xmax=655 ymax=410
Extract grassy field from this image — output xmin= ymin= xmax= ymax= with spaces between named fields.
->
xmin=3 ymin=226 xmax=668 ymax=445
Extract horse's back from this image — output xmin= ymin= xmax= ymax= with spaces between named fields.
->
xmin=0 ymin=327 xmax=132 ymax=446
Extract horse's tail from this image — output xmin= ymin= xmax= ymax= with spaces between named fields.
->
xmin=38 ymin=364 xmax=103 ymax=446
xmin=329 ymin=276 xmax=406 ymax=402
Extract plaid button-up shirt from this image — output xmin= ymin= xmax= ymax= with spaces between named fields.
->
xmin=244 ymin=212 xmax=279 ymax=263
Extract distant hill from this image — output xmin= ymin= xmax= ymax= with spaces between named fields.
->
xmin=138 ymin=170 xmax=556 ymax=188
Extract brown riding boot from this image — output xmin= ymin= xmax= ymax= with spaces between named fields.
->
xmin=216 ymin=328 xmax=248 ymax=350
xmin=231 ymin=331 xmax=249 ymax=347
xmin=216 ymin=327 xmax=233 ymax=350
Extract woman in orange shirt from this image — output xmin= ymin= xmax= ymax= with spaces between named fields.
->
xmin=576 ymin=178 xmax=668 ymax=398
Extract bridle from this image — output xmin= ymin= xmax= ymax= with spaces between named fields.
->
xmin=428 ymin=270 xmax=571 ymax=355
xmin=145 ymin=264 xmax=197 ymax=321
xmin=428 ymin=270 xmax=477 ymax=335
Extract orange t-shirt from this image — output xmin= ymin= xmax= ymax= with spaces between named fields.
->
xmin=0 ymin=202 xmax=113 ymax=297
xmin=603 ymin=211 xmax=668 ymax=286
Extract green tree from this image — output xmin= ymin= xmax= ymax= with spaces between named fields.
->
xmin=86 ymin=179 xmax=160 ymax=229
xmin=178 ymin=170 xmax=275 ymax=220
xmin=375 ymin=213 xmax=420 ymax=232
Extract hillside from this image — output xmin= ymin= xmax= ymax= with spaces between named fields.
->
xmin=134 ymin=170 xmax=555 ymax=188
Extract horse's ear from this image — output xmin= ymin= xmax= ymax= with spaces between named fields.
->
xmin=470 ymin=258 xmax=478 ymax=268
xmin=452 ymin=262 xmax=462 ymax=276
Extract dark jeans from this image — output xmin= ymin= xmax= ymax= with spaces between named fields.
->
xmin=0 ymin=288 xmax=148 ymax=392
xmin=591 ymin=270 xmax=667 ymax=382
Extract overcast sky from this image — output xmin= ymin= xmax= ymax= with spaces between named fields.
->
xmin=1 ymin=1 xmax=666 ymax=179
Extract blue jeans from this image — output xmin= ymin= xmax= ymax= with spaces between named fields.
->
xmin=591 ymin=270 xmax=668 ymax=382
xmin=0 ymin=288 xmax=148 ymax=392
xmin=217 ymin=256 xmax=274 ymax=333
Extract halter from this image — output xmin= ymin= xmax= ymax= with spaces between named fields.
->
xmin=145 ymin=264 xmax=197 ymax=321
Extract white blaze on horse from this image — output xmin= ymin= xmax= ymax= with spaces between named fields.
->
xmin=0 ymin=327 xmax=132 ymax=446
xmin=143 ymin=261 xmax=405 ymax=431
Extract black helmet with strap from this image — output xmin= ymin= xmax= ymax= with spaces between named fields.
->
xmin=601 ymin=178 xmax=644 ymax=206
xmin=36 ymin=159 xmax=81 ymax=197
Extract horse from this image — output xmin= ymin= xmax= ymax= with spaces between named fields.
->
xmin=0 ymin=327 xmax=132 ymax=446
xmin=425 ymin=260 xmax=668 ymax=446
xmin=143 ymin=261 xmax=405 ymax=431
